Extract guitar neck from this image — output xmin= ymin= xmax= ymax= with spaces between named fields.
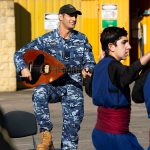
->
xmin=62 ymin=66 xmax=82 ymax=73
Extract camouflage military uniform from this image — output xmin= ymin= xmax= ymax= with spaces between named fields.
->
xmin=14 ymin=28 xmax=95 ymax=150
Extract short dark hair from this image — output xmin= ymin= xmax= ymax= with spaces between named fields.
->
xmin=100 ymin=27 xmax=127 ymax=55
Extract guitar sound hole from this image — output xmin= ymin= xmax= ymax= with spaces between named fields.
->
xmin=30 ymin=54 xmax=44 ymax=84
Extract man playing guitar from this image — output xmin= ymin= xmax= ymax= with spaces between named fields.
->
xmin=14 ymin=4 xmax=95 ymax=150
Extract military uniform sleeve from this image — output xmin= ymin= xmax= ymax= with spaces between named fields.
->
xmin=82 ymin=37 xmax=96 ymax=71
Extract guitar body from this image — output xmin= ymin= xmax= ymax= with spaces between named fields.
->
xmin=23 ymin=49 xmax=65 ymax=87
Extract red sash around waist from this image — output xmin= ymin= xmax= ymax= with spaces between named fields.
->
xmin=95 ymin=106 xmax=131 ymax=134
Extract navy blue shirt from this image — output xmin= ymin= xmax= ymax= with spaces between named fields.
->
xmin=92 ymin=56 xmax=143 ymax=108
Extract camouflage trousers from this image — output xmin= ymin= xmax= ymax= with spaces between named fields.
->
xmin=32 ymin=83 xmax=84 ymax=150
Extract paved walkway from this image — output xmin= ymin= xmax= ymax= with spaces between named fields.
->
xmin=0 ymin=87 xmax=149 ymax=150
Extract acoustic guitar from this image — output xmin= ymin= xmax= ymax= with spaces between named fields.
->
xmin=21 ymin=49 xmax=82 ymax=88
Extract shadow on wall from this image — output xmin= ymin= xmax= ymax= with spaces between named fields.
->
xmin=14 ymin=3 xmax=31 ymax=90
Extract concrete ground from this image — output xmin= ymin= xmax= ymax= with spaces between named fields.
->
xmin=0 ymin=87 xmax=150 ymax=150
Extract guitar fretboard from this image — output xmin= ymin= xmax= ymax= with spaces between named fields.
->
xmin=62 ymin=66 xmax=82 ymax=73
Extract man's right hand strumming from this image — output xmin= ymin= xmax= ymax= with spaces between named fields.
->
xmin=21 ymin=68 xmax=32 ymax=81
